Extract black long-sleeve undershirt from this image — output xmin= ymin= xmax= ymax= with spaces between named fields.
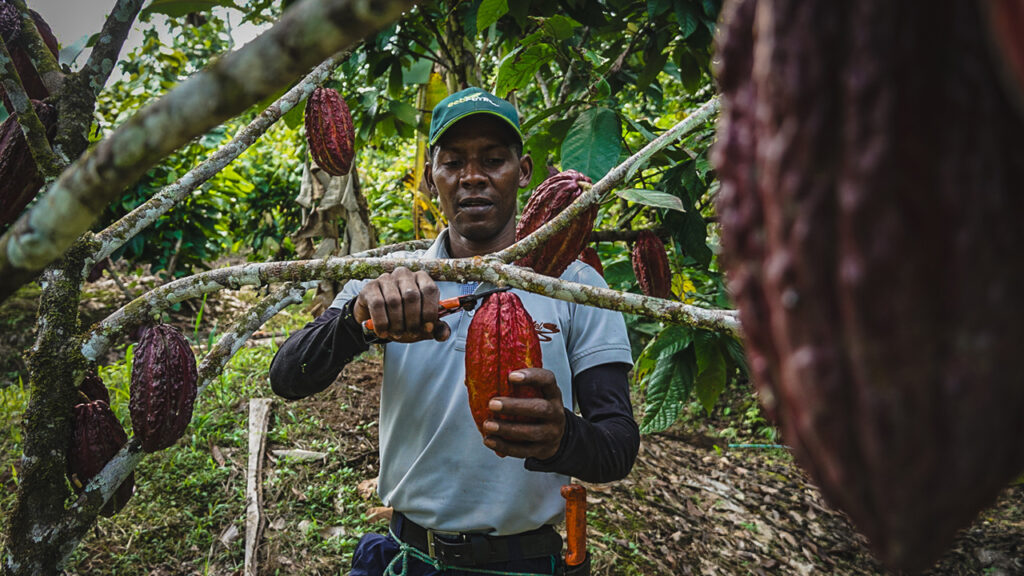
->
xmin=268 ymin=301 xmax=639 ymax=482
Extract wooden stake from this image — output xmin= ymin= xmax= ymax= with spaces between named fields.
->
xmin=245 ymin=398 xmax=272 ymax=576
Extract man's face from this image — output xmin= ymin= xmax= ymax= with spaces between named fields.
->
xmin=425 ymin=115 xmax=533 ymax=256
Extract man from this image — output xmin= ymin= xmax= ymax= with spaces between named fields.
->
xmin=269 ymin=87 xmax=638 ymax=576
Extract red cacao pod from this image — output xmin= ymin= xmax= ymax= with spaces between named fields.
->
xmin=714 ymin=0 xmax=1024 ymax=571
xmin=630 ymin=230 xmax=671 ymax=299
xmin=577 ymin=246 xmax=604 ymax=277
xmin=515 ymin=170 xmax=597 ymax=278
xmin=129 ymin=324 xmax=198 ymax=453
xmin=464 ymin=291 xmax=543 ymax=436
xmin=68 ymin=400 xmax=134 ymax=517
xmin=0 ymin=99 xmax=57 ymax=229
xmin=304 ymin=86 xmax=355 ymax=176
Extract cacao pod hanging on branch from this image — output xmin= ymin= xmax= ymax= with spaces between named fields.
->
xmin=67 ymin=399 xmax=134 ymax=517
xmin=464 ymin=292 xmax=543 ymax=437
xmin=304 ymin=86 xmax=355 ymax=176
xmin=714 ymin=0 xmax=1024 ymax=572
xmin=129 ymin=324 xmax=198 ymax=453
xmin=0 ymin=99 xmax=57 ymax=229
xmin=631 ymin=230 xmax=672 ymax=299
xmin=515 ymin=170 xmax=596 ymax=278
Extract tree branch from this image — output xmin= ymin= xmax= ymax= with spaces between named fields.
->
xmin=55 ymin=282 xmax=309 ymax=569
xmin=493 ymin=97 xmax=720 ymax=265
xmin=0 ymin=37 xmax=61 ymax=178
xmin=0 ymin=0 xmax=416 ymax=305
xmin=588 ymin=227 xmax=669 ymax=243
xmin=85 ymin=53 xmax=345 ymax=273
xmin=79 ymin=0 xmax=145 ymax=97
xmin=7 ymin=0 xmax=62 ymax=94
xmin=81 ymin=255 xmax=740 ymax=361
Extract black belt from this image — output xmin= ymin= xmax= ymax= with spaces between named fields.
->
xmin=390 ymin=512 xmax=563 ymax=567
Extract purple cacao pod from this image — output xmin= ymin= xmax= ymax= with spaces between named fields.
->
xmin=713 ymin=0 xmax=1024 ymax=571
xmin=68 ymin=400 xmax=134 ymax=517
xmin=305 ymin=86 xmax=355 ymax=176
xmin=515 ymin=170 xmax=597 ymax=278
xmin=129 ymin=324 xmax=198 ymax=453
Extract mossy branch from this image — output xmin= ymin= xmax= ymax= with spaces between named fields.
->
xmin=79 ymin=0 xmax=145 ymax=97
xmin=86 ymin=53 xmax=344 ymax=272
xmin=54 ymin=283 xmax=309 ymax=570
xmin=493 ymin=97 xmax=721 ymax=265
xmin=0 ymin=0 xmax=416 ymax=306
xmin=7 ymin=0 xmax=62 ymax=93
xmin=81 ymin=255 xmax=740 ymax=361
xmin=0 ymin=37 xmax=61 ymax=179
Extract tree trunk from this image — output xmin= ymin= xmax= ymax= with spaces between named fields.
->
xmin=2 ymin=243 xmax=92 ymax=576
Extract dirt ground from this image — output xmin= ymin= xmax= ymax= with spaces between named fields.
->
xmin=310 ymin=355 xmax=1024 ymax=576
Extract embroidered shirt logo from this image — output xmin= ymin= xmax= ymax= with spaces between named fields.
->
xmin=533 ymin=322 xmax=560 ymax=342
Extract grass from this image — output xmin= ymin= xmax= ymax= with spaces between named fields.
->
xmin=0 ymin=288 xmax=387 ymax=575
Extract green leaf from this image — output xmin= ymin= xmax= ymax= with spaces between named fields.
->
xmin=495 ymin=44 xmax=556 ymax=98
xmin=538 ymin=15 xmax=581 ymax=40
xmin=140 ymin=0 xmax=234 ymax=18
xmin=615 ymin=189 xmax=686 ymax=212
xmin=389 ymin=100 xmax=419 ymax=127
xmin=477 ymin=0 xmax=509 ymax=32
xmin=636 ymin=326 xmax=696 ymax=433
xmin=648 ymin=0 xmax=673 ymax=18
xmin=282 ymin=99 xmax=305 ymax=129
xmin=694 ymin=333 xmax=726 ymax=414
xmin=60 ymin=34 xmax=93 ymax=68
xmin=637 ymin=44 xmax=670 ymax=90
xmin=403 ymin=57 xmax=433 ymax=85
xmin=672 ymin=0 xmax=700 ymax=39
xmin=561 ymin=108 xmax=622 ymax=181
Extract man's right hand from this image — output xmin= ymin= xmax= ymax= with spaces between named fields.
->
xmin=354 ymin=267 xmax=451 ymax=343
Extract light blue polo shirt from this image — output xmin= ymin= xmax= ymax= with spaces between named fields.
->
xmin=330 ymin=230 xmax=633 ymax=535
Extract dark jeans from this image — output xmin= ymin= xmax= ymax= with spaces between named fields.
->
xmin=350 ymin=532 xmax=559 ymax=576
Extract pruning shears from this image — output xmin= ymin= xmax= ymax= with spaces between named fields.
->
xmin=362 ymin=286 xmax=510 ymax=332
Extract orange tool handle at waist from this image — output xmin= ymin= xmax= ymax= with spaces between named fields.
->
xmin=561 ymin=484 xmax=587 ymax=567
xmin=362 ymin=296 xmax=465 ymax=332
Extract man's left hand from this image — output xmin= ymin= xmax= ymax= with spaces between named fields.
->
xmin=482 ymin=367 xmax=565 ymax=460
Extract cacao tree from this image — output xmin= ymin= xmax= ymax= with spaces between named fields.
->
xmin=2 ymin=0 xmax=1017 ymax=573
xmin=0 ymin=0 xmax=735 ymax=573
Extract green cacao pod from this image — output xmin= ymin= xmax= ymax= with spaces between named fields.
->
xmin=631 ymin=230 xmax=671 ymax=299
xmin=515 ymin=170 xmax=596 ymax=278
xmin=714 ymin=0 xmax=1024 ymax=571
xmin=129 ymin=324 xmax=199 ymax=453
xmin=464 ymin=291 xmax=543 ymax=436
xmin=0 ymin=99 xmax=57 ymax=229
xmin=304 ymin=86 xmax=355 ymax=176
xmin=577 ymin=246 xmax=604 ymax=277
xmin=67 ymin=400 xmax=134 ymax=517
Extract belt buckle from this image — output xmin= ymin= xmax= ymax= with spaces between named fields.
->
xmin=425 ymin=528 xmax=463 ymax=560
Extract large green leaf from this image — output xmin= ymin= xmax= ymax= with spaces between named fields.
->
xmin=495 ymin=44 xmax=556 ymax=98
xmin=477 ymin=0 xmax=509 ymax=32
xmin=561 ymin=108 xmax=622 ymax=181
xmin=694 ymin=332 xmax=726 ymax=414
xmin=662 ymin=161 xmax=712 ymax=267
xmin=539 ymin=15 xmax=582 ymax=40
xmin=672 ymin=0 xmax=700 ymax=39
xmin=636 ymin=325 xmax=696 ymax=434
xmin=615 ymin=189 xmax=685 ymax=212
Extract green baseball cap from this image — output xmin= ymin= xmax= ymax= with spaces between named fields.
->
xmin=428 ymin=87 xmax=523 ymax=146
